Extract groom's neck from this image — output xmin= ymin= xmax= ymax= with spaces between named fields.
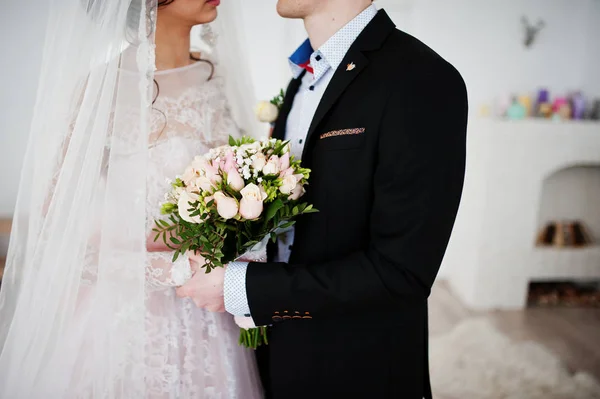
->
xmin=303 ymin=0 xmax=372 ymax=49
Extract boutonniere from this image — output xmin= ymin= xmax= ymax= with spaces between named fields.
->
xmin=255 ymin=89 xmax=285 ymax=124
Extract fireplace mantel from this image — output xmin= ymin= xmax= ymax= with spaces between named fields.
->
xmin=442 ymin=118 xmax=600 ymax=309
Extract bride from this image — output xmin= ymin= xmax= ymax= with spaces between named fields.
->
xmin=0 ymin=0 xmax=263 ymax=397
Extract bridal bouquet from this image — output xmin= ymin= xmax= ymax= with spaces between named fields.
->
xmin=154 ymin=136 xmax=316 ymax=348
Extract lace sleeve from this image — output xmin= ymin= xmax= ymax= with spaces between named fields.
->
xmin=146 ymin=251 xmax=193 ymax=288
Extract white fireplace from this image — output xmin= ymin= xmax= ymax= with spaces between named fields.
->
xmin=442 ymin=118 xmax=600 ymax=309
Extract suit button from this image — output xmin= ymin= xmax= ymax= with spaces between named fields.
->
xmin=272 ymin=316 xmax=282 ymax=322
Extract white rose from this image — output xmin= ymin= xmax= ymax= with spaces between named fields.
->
xmin=240 ymin=141 xmax=262 ymax=154
xmin=191 ymin=156 xmax=208 ymax=172
xmin=239 ymin=183 xmax=267 ymax=220
xmin=279 ymin=175 xmax=297 ymax=195
xmin=181 ymin=165 xmax=197 ymax=185
xmin=195 ymin=176 xmax=214 ymax=192
xmin=252 ymin=153 xmax=267 ymax=172
xmin=178 ymin=191 xmax=203 ymax=223
xmin=213 ymin=191 xmax=239 ymax=220
xmin=262 ymin=155 xmax=280 ymax=176
xmin=254 ymin=101 xmax=279 ymax=123
xmin=288 ymin=184 xmax=305 ymax=200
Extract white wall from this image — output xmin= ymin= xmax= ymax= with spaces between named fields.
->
xmin=583 ymin=0 xmax=600 ymax=97
xmin=380 ymin=0 xmax=600 ymax=112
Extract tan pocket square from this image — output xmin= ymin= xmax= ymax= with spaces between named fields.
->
xmin=319 ymin=128 xmax=365 ymax=140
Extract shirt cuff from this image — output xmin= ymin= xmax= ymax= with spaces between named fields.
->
xmin=224 ymin=261 xmax=251 ymax=316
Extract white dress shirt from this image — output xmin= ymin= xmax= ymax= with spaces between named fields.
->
xmin=224 ymin=4 xmax=378 ymax=317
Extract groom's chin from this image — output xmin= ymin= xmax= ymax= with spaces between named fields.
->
xmin=276 ymin=0 xmax=312 ymax=19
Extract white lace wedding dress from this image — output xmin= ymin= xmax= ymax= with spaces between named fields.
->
xmin=144 ymin=61 xmax=262 ymax=398
xmin=73 ymin=60 xmax=262 ymax=398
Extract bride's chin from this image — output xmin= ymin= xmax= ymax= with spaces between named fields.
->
xmin=196 ymin=8 xmax=218 ymax=25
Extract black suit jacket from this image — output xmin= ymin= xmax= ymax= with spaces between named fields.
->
xmin=248 ymin=10 xmax=468 ymax=399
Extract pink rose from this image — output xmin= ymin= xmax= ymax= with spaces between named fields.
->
xmin=239 ymin=183 xmax=267 ymax=220
xmin=288 ymin=184 xmax=305 ymax=200
xmin=223 ymin=150 xmax=236 ymax=173
xmin=213 ymin=191 xmax=239 ymax=220
xmin=192 ymin=157 xmax=221 ymax=184
xmin=279 ymin=167 xmax=293 ymax=178
xmin=226 ymin=167 xmax=245 ymax=191
xmin=279 ymin=152 xmax=290 ymax=171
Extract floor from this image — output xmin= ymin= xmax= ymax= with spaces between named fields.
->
xmin=430 ymin=280 xmax=600 ymax=380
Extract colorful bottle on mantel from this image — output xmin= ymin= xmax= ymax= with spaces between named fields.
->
xmin=535 ymin=88 xmax=551 ymax=117
xmin=571 ymin=92 xmax=585 ymax=120
xmin=507 ymin=97 xmax=526 ymax=120
xmin=552 ymin=97 xmax=570 ymax=120
xmin=518 ymin=95 xmax=533 ymax=117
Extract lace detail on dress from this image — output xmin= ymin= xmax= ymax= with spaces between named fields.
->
xmin=140 ymin=62 xmax=262 ymax=398
xmin=75 ymin=62 xmax=261 ymax=398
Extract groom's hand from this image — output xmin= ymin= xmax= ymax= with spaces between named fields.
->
xmin=176 ymin=253 xmax=226 ymax=312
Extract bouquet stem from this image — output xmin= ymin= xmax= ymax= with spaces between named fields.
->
xmin=238 ymin=326 xmax=268 ymax=349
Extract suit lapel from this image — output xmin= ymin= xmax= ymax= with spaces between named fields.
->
xmin=301 ymin=10 xmax=397 ymax=162
xmin=301 ymin=51 xmax=369 ymax=161
xmin=271 ymin=70 xmax=306 ymax=141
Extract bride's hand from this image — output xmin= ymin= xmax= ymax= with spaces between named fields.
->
xmin=188 ymin=251 xmax=207 ymax=272
xmin=146 ymin=234 xmax=172 ymax=252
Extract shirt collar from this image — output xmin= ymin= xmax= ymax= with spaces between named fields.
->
xmin=288 ymin=4 xmax=378 ymax=80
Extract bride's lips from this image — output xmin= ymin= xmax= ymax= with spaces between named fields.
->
xmin=206 ymin=0 xmax=220 ymax=6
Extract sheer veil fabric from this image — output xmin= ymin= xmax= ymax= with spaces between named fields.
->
xmin=0 ymin=0 xmax=262 ymax=397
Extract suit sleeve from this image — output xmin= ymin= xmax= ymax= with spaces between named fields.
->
xmin=245 ymin=63 xmax=468 ymax=327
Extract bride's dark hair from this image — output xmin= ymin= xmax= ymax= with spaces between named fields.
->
xmin=144 ymin=0 xmax=215 ymax=139
xmin=149 ymin=0 xmax=215 ymax=107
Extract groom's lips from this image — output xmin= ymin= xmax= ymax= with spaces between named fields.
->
xmin=206 ymin=0 xmax=220 ymax=6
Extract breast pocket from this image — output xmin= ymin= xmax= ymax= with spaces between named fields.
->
xmin=317 ymin=128 xmax=366 ymax=151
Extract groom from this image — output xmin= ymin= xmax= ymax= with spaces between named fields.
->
xmin=178 ymin=0 xmax=468 ymax=397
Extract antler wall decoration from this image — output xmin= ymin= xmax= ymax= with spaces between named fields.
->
xmin=522 ymin=16 xmax=545 ymax=48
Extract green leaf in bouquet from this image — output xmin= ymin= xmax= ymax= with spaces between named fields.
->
xmin=302 ymin=206 xmax=319 ymax=214
xmin=265 ymin=199 xmax=284 ymax=221
xmin=272 ymin=139 xmax=290 ymax=156
xmin=229 ymin=135 xmax=237 ymax=146
xmin=270 ymin=232 xmax=277 ymax=243
xmin=292 ymin=206 xmax=299 ymax=216
xmin=170 ymin=237 xmax=181 ymax=245
xmin=278 ymin=221 xmax=296 ymax=229
xmin=180 ymin=242 xmax=191 ymax=254
xmin=172 ymin=250 xmax=181 ymax=262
